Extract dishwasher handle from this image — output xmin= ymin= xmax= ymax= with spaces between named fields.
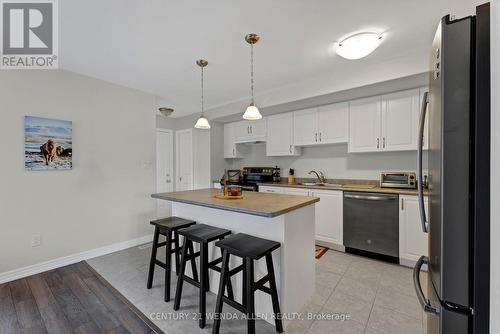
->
xmin=344 ymin=193 xmax=397 ymax=201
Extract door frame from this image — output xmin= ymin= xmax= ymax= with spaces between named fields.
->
xmin=175 ymin=128 xmax=194 ymax=191
xmin=156 ymin=128 xmax=174 ymax=192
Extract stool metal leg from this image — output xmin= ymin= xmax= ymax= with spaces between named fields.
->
xmin=165 ymin=230 xmax=172 ymax=302
xmin=245 ymin=258 xmax=255 ymax=334
xmin=266 ymin=254 xmax=283 ymax=333
xmin=146 ymin=226 xmax=160 ymax=289
xmin=173 ymin=239 xmax=189 ymax=311
xmin=212 ymin=250 xmax=230 ymax=334
xmin=199 ymin=242 xmax=208 ymax=328
xmin=174 ymin=232 xmax=181 ymax=274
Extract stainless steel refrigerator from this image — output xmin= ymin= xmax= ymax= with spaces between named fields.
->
xmin=413 ymin=3 xmax=490 ymax=334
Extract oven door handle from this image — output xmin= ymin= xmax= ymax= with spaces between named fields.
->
xmin=417 ymin=91 xmax=429 ymax=233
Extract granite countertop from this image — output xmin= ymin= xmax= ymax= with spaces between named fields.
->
xmin=258 ymin=179 xmax=428 ymax=196
xmin=151 ymin=188 xmax=320 ymax=218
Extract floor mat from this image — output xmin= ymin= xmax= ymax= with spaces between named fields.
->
xmin=315 ymin=245 xmax=328 ymax=259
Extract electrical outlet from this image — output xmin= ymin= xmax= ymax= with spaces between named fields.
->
xmin=32 ymin=234 xmax=41 ymax=247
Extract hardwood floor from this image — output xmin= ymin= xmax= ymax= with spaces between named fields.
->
xmin=0 ymin=262 xmax=163 ymax=334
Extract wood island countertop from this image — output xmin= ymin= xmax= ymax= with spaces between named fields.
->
xmin=151 ymin=188 xmax=319 ymax=218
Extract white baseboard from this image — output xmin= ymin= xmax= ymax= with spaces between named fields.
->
xmin=0 ymin=234 xmax=153 ymax=284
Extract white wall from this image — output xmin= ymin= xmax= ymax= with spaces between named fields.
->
xmin=0 ymin=70 xmax=157 ymax=274
xmin=491 ymin=1 xmax=499 ymax=332
xmin=226 ymin=143 xmax=425 ymax=180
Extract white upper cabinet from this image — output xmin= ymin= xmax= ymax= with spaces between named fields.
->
xmin=293 ymin=108 xmax=317 ymax=146
xmin=349 ymin=88 xmax=424 ymax=153
xmin=223 ymin=123 xmax=242 ymax=159
xmin=348 ymin=96 xmax=382 ymax=152
xmin=234 ymin=119 xmax=267 ymax=143
xmin=381 ymin=89 xmax=420 ymax=151
xmin=293 ymin=103 xmax=348 ymax=146
xmin=317 ymin=102 xmax=349 ymax=144
xmin=266 ymin=112 xmax=301 ymax=156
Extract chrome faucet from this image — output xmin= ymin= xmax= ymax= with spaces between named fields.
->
xmin=308 ymin=170 xmax=326 ymax=183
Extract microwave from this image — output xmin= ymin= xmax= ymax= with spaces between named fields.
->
xmin=380 ymin=172 xmax=417 ymax=189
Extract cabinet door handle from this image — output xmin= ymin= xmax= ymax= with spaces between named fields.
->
xmin=315 ymin=133 xmax=318 ymax=142
xmin=377 ymin=138 xmax=380 ymax=149
xmin=401 ymin=198 xmax=404 ymax=210
xmin=383 ymin=137 xmax=386 ymax=148
xmin=289 ymin=145 xmax=292 ymax=153
xmin=319 ymin=132 xmax=322 ymax=142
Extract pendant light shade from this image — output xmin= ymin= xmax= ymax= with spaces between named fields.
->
xmin=194 ymin=59 xmax=211 ymax=129
xmin=194 ymin=115 xmax=210 ymax=129
xmin=243 ymin=103 xmax=262 ymax=120
xmin=243 ymin=33 xmax=262 ymax=120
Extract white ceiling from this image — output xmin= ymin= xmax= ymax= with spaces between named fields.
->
xmin=60 ymin=0 xmax=483 ymax=118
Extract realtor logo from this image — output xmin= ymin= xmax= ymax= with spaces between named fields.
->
xmin=1 ymin=0 xmax=58 ymax=69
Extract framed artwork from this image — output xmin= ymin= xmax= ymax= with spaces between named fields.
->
xmin=25 ymin=116 xmax=72 ymax=170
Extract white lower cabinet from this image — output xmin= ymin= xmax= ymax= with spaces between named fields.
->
xmin=261 ymin=187 xmax=343 ymax=249
xmin=399 ymin=195 xmax=429 ymax=266
xmin=310 ymin=189 xmax=343 ymax=248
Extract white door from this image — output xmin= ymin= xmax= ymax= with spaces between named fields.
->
xmin=175 ymin=129 xmax=193 ymax=191
xmin=348 ymin=97 xmax=382 ymax=153
xmin=317 ymin=102 xmax=349 ymax=144
xmin=248 ymin=119 xmax=267 ymax=141
xmin=234 ymin=121 xmax=251 ymax=142
xmin=399 ymin=195 xmax=429 ymax=263
xmin=381 ymin=89 xmax=420 ymax=151
xmin=293 ymin=108 xmax=318 ymax=146
xmin=224 ymin=123 xmax=240 ymax=158
xmin=313 ymin=190 xmax=343 ymax=247
xmin=266 ymin=113 xmax=296 ymax=156
xmin=156 ymin=129 xmax=173 ymax=217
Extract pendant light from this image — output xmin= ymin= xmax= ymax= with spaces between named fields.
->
xmin=194 ymin=59 xmax=211 ymax=129
xmin=242 ymin=33 xmax=262 ymax=120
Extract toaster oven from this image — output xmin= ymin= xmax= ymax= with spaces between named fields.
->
xmin=380 ymin=172 xmax=417 ymax=189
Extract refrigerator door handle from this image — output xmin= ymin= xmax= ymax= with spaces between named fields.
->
xmin=417 ymin=92 xmax=429 ymax=233
xmin=413 ymin=256 xmax=440 ymax=315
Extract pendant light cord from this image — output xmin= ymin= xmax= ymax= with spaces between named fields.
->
xmin=251 ymin=43 xmax=254 ymax=105
xmin=201 ymin=65 xmax=204 ymax=116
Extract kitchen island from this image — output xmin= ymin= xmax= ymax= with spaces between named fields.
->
xmin=152 ymin=188 xmax=319 ymax=327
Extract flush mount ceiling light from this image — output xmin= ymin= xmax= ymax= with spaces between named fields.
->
xmin=158 ymin=107 xmax=174 ymax=117
xmin=242 ymin=33 xmax=263 ymax=120
xmin=194 ymin=59 xmax=211 ymax=129
xmin=335 ymin=32 xmax=382 ymax=60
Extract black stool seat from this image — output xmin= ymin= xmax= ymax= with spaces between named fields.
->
xmin=178 ymin=224 xmax=231 ymax=243
xmin=174 ymin=224 xmax=232 ymax=329
xmin=150 ymin=216 xmax=196 ymax=230
xmin=212 ymin=233 xmax=283 ymax=334
xmin=147 ymin=217 xmax=196 ymax=302
xmin=215 ymin=233 xmax=280 ymax=259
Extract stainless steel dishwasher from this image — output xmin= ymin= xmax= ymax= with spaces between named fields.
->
xmin=343 ymin=192 xmax=399 ymax=262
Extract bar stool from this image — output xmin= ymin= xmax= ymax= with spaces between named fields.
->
xmin=173 ymin=224 xmax=232 ymax=328
xmin=146 ymin=216 xmax=196 ymax=302
xmin=212 ymin=233 xmax=283 ymax=334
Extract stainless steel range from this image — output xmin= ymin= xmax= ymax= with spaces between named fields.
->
xmin=219 ymin=167 xmax=276 ymax=191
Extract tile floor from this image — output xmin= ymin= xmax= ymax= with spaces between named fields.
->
xmin=88 ymin=245 xmax=427 ymax=334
